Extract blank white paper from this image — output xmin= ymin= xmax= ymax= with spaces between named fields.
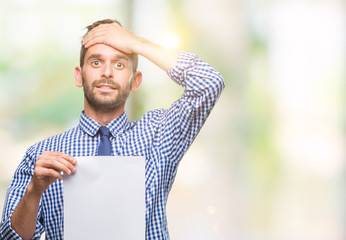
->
xmin=63 ymin=156 xmax=145 ymax=240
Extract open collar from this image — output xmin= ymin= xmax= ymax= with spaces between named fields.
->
xmin=78 ymin=111 xmax=130 ymax=137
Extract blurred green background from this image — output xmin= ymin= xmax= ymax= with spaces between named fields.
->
xmin=0 ymin=0 xmax=345 ymax=239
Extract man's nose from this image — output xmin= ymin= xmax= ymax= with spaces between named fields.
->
xmin=102 ymin=63 xmax=113 ymax=78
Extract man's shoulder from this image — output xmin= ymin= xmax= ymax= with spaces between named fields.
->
xmin=26 ymin=126 xmax=80 ymax=155
xmin=133 ymin=108 xmax=167 ymax=126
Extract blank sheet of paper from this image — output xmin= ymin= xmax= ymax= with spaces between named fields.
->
xmin=64 ymin=156 xmax=145 ymax=239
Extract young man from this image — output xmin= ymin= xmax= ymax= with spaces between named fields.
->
xmin=0 ymin=19 xmax=224 ymax=239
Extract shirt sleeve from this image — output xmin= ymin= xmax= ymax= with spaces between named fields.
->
xmin=154 ymin=51 xmax=225 ymax=166
xmin=0 ymin=148 xmax=45 ymax=240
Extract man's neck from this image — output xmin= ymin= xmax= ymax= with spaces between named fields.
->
xmin=84 ymin=105 xmax=125 ymax=126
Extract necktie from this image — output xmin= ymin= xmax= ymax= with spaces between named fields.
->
xmin=97 ymin=126 xmax=112 ymax=156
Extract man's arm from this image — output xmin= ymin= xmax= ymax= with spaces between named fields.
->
xmin=82 ymin=22 xmax=179 ymax=72
xmin=9 ymin=152 xmax=76 ymax=240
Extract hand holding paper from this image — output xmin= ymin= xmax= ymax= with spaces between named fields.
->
xmin=33 ymin=151 xmax=77 ymax=194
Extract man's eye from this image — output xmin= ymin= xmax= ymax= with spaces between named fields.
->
xmin=114 ymin=62 xmax=124 ymax=68
xmin=92 ymin=60 xmax=101 ymax=66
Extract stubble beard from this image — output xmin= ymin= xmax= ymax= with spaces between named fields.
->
xmin=82 ymin=73 xmax=132 ymax=112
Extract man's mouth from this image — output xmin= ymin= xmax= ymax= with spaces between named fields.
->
xmin=96 ymin=84 xmax=116 ymax=90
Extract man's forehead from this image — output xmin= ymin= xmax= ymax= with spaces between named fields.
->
xmin=85 ymin=44 xmax=130 ymax=60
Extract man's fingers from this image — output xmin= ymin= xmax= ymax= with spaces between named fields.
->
xmin=37 ymin=152 xmax=77 ymax=175
xmin=37 ymin=158 xmax=73 ymax=176
xmin=60 ymin=153 xmax=77 ymax=165
xmin=82 ymin=22 xmax=136 ymax=55
xmin=40 ymin=151 xmax=77 ymax=165
xmin=33 ymin=151 xmax=77 ymax=193
xmin=85 ymin=23 xmax=120 ymax=38
xmin=83 ymin=37 xmax=105 ymax=48
xmin=83 ymin=28 xmax=108 ymax=42
xmin=83 ymin=23 xmax=127 ymax=49
xmin=55 ymin=156 xmax=77 ymax=173
xmin=44 ymin=168 xmax=64 ymax=181
xmin=83 ymin=26 xmax=109 ymax=44
xmin=83 ymin=32 xmax=111 ymax=48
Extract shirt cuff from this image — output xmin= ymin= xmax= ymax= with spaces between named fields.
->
xmin=167 ymin=51 xmax=198 ymax=85
xmin=0 ymin=216 xmax=23 ymax=240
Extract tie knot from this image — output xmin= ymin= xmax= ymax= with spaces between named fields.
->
xmin=98 ymin=126 xmax=111 ymax=137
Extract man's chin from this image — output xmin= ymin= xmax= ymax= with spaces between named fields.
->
xmin=84 ymin=90 xmax=129 ymax=112
xmin=87 ymin=97 xmax=126 ymax=111
xmin=90 ymin=102 xmax=120 ymax=111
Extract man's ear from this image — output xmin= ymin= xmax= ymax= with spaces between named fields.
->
xmin=131 ymin=71 xmax=142 ymax=92
xmin=74 ymin=66 xmax=83 ymax=88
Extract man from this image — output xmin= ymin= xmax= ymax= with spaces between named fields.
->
xmin=0 ymin=19 xmax=224 ymax=239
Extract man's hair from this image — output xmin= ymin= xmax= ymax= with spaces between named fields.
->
xmin=80 ymin=19 xmax=138 ymax=72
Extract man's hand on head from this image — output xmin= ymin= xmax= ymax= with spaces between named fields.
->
xmin=82 ymin=21 xmax=178 ymax=72
xmin=82 ymin=23 xmax=143 ymax=55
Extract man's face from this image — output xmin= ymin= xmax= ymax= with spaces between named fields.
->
xmin=80 ymin=44 xmax=135 ymax=111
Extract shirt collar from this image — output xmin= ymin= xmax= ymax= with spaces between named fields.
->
xmin=78 ymin=111 xmax=130 ymax=137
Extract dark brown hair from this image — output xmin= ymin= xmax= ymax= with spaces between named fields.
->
xmin=80 ymin=19 xmax=138 ymax=72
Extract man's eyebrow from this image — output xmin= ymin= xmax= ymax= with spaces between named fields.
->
xmin=87 ymin=54 xmax=102 ymax=61
xmin=113 ymin=54 xmax=129 ymax=61
xmin=87 ymin=53 xmax=129 ymax=61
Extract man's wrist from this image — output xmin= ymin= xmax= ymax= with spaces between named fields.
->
xmin=26 ymin=181 xmax=44 ymax=200
xmin=130 ymin=37 xmax=151 ymax=56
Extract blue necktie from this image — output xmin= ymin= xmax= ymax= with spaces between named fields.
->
xmin=97 ymin=126 xmax=112 ymax=156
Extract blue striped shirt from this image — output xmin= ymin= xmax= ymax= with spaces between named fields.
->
xmin=0 ymin=51 xmax=224 ymax=239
